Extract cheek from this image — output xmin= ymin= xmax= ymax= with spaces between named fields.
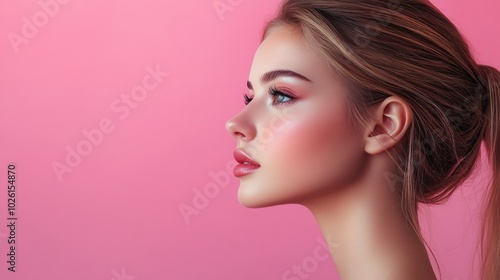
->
xmin=237 ymin=106 xmax=367 ymax=208
xmin=276 ymin=109 xmax=360 ymax=163
xmin=266 ymin=110 xmax=366 ymax=193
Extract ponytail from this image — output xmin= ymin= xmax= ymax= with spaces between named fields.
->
xmin=478 ymin=64 xmax=500 ymax=280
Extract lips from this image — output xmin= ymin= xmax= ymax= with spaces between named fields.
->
xmin=232 ymin=149 xmax=260 ymax=177
xmin=233 ymin=149 xmax=260 ymax=166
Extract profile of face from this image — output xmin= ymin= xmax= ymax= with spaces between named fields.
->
xmin=225 ymin=25 xmax=370 ymax=208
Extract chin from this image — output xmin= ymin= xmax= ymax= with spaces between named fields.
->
xmin=237 ymin=185 xmax=274 ymax=208
xmin=236 ymin=183 xmax=296 ymax=208
xmin=237 ymin=192 xmax=270 ymax=208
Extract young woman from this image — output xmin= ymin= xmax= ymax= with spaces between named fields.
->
xmin=225 ymin=0 xmax=500 ymax=279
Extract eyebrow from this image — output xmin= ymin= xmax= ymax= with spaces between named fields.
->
xmin=246 ymin=69 xmax=312 ymax=90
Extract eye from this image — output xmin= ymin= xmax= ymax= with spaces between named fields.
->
xmin=268 ymin=85 xmax=295 ymax=106
xmin=243 ymin=93 xmax=253 ymax=105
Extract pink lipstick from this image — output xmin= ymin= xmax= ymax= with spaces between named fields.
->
xmin=232 ymin=149 xmax=260 ymax=177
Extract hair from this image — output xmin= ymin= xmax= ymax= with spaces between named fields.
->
xmin=262 ymin=0 xmax=500 ymax=279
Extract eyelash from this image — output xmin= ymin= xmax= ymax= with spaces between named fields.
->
xmin=243 ymin=85 xmax=295 ymax=106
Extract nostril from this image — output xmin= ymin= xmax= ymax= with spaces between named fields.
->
xmin=234 ymin=131 xmax=246 ymax=138
xmin=226 ymin=120 xmax=243 ymax=139
xmin=225 ymin=114 xmax=253 ymax=140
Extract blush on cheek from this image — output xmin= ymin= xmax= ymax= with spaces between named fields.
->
xmin=276 ymin=115 xmax=364 ymax=185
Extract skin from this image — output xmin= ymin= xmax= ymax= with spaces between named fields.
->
xmin=225 ymin=25 xmax=437 ymax=280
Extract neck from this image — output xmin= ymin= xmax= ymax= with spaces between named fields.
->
xmin=301 ymin=155 xmax=437 ymax=280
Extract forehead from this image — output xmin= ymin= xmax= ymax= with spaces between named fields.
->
xmin=248 ymin=25 xmax=330 ymax=84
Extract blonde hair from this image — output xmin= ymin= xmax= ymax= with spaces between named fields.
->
xmin=262 ymin=0 xmax=500 ymax=279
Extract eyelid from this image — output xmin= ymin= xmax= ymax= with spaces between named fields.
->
xmin=242 ymin=85 xmax=296 ymax=106
xmin=268 ymin=85 xmax=296 ymax=106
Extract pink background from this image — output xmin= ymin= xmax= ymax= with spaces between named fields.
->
xmin=0 ymin=0 xmax=498 ymax=279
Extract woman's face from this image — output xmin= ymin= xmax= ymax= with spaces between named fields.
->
xmin=225 ymin=25 xmax=368 ymax=208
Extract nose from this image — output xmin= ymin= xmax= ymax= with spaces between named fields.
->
xmin=225 ymin=113 xmax=254 ymax=141
xmin=225 ymin=117 xmax=243 ymax=138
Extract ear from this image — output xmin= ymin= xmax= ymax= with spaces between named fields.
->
xmin=364 ymin=96 xmax=412 ymax=154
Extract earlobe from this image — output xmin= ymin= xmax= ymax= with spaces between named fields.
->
xmin=364 ymin=97 xmax=412 ymax=154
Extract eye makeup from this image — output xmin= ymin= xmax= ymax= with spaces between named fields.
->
xmin=243 ymin=84 xmax=296 ymax=106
